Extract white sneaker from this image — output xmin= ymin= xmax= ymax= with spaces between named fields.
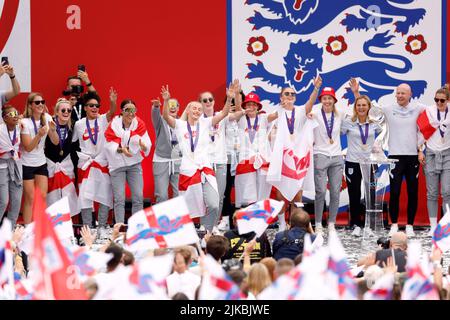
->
xmin=217 ymin=217 xmax=230 ymax=231
xmin=315 ymin=224 xmax=324 ymax=235
xmin=363 ymin=227 xmax=376 ymax=238
xmin=428 ymin=225 xmax=436 ymax=237
xmin=405 ymin=225 xmax=415 ymax=237
xmin=328 ymin=222 xmax=336 ymax=234
xmin=97 ymin=226 xmax=109 ymax=240
xmin=351 ymin=226 xmax=362 ymax=237
xmin=388 ymin=224 xmax=398 ymax=236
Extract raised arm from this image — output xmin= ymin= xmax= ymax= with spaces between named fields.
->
xmin=106 ymin=87 xmax=118 ymax=122
xmin=78 ymin=70 xmax=97 ymax=93
xmin=349 ymin=78 xmax=361 ymax=99
xmin=1 ymin=64 xmax=20 ymax=102
xmin=47 ymin=120 xmax=60 ymax=146
xmin=161 ymin=85 xmax=176 ymax=129
xmin=305 ymin=75 xmax=322 ymax=115
xmin=267 ymin=111 xmax=279 ymax=123
xmin=228 ymin=79 xmax=246 ymax=122
xmin=211 ymin=82 xmax=234 ymax=127
xmin=151 ymin=98 xmax=163 ymax=131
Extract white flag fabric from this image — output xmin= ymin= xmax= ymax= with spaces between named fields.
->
xmin=235 ymin=199 xmax=284 ymax=237
xmin=267 ymin=114 xmax=317 ymax=201
xmin=46 ymin=197 xmax=74 ymax=243
xmin=0 ymin=220 xmax=14 ymax=291
xmin=432 ymin=205 xmax=450 ymax=253
xmin=198 ymin=255 xmax=243 ymax=300
xmin=364 ymin=273 xmax=394 ymax=300
xmin=126 ymin=196 xmax=199 ymax=252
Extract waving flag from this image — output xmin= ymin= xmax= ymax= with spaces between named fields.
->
xmin=30 ymin=187 xmax=87 ymax=300
xmin=126 ymin=196 xmax=199 ymax=252
xmin=401 ymin=242 xmax=439 ymax=300
xmin=199 ymin=255 xmax=244 ymax=300
xmin=417 ymin=109 xmax=438 ymax=141
xmin=364 ymin=273 xmax=394 ymax=300
xmin=0 ymin=219 xmax=14 ymax=292
xmin=325 ymin=231 xmax=357 ymax=300
xmin=235 ymin=199 xmax=284 ymax=237
xmin=66 ymin=247 xmax=112 ymax=281
xmin=432 ymin=204 xmax=450 ymax=253
xmin=46 ymin=197 xmax=74 ymax=244
xmin=14 ymin=272 xmax=33 ymax=300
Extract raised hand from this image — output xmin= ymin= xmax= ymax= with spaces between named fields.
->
xmin=48 ymin=121 xmax=56 ymax=132
xmin=109 ymin=87 xmax=118 ymax=104
xmin=151 ymin=98 xmax=161 ymax=108
xmin=349 ymin=78 xmax=359 ymax=93
xmin=80 ymin=225 xmax=95 ymax=248
xmin=314 ymin=75 xmax=322 ymax=89
xmin=78 ymin=70 xmax=90 ymax=84
xmin=161 ymin=85 xmax=171 ymax=101
xmin=38 ymin=125 xmax=48 ymax=137
xmin=4 ymin=65 xmax=15 ymax=78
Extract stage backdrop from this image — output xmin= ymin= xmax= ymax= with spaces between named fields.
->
xmin=1 ymin=0 xmax=449 ymax=225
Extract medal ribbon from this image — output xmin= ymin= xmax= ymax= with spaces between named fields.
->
xmin=7 ymin=126 xmax=16 ymax=156
xmin=86 ymin=118 xmax=99 ymax=146
xmin=56 ymin=117 xmax=68 ymax=151
xmin=246 ymin=115 xmax=259 ymax=144
xmin=285 ymin=109 xmax=295 ymax=135
xmin=321 ymin=109 xmax=334 ymax=140
xmin=358 ymin=123 xmax=369 ymax=145
xmin=437 ymin=108 xmax=448 ymax=138
xmin=187 ymin=121 xmax=200 ymax=153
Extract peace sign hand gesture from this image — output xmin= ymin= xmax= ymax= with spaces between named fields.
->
xmin=161 ymin=85 xmax=171 ymax=101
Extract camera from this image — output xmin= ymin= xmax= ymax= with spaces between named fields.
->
xmin=63 ymin=85 xmax=84 ymax=97
xmin=377 ymin=236 xmax=390 ymax=250
xmin=221 ymin=259 xmax=243 ymax=272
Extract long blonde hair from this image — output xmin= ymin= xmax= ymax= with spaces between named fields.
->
xmin=23 ymin=92 xmax=48 ymax=126
xmin=247 ymin=263 xmax=272 ymax=297
xmin=53 ymin=98 xmax=72 ymax=129
xmin=351 ymin=95 xmax=372 ymax=123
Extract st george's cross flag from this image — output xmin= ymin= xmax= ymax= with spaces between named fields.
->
xmin=235 ymin=199 xmax=284 ymax=237
xmin=126 ymin=196 xmax=198 ymax=252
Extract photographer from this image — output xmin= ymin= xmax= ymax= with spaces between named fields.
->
xmin=357 ymin=231 xmax=408 ymax=273
xmin=0 ymin=60 xmax=21 ymax=113
xmin=63 ymin=67 xmax=97 ymax=124
xmin=272 ymin=208 xmax=315 ymax=261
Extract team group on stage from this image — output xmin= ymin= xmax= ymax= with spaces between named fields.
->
xmin=1 ymin=61 xmax=449 ymax=239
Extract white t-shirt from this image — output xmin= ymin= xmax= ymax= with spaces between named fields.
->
xmin=174 ymin=117 xmax=213 ymax=171
xmin=426 ymin=109 xmax=450 ymax=152
xmin=72 ymin=114 xmax=109 ymax=158
xmin=206 ymin=114 xmax=228 ymax=165
xmin=380 ymin=102 xmax=425 ymax=156
xmin=20 ymin=114 xmax=53 ymax=167
xmin=0 ymin=123 xmax=21 ymax=169
xmin=311 ymin=105 xmax=348 ymax=157
xmin=237 ymin=114 xmax=269 ymax=161
xmin=225 ymin=117 xmax=239 ymax=156
xmin=166 ymin=271 xmax=201 ymax=300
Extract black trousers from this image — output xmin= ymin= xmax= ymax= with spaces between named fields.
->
xmin=222 ymin=163 xmax=236 ymax=227
xmin=345 ymin=161 xmax=364 ymax=228
xmin=388 ymin=155 xmax=420 ymax=225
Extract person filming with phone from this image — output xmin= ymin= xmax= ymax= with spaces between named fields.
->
xmin=0 ymin=57 xmax=21 ymax=116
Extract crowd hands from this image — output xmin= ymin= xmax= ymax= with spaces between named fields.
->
xmin=1 ymin=60 xmax=450 ymax=300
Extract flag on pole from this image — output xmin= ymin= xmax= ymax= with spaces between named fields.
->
xmin=198 ymin=255 xmax=243 ymax=300
xmin=235 ymin=199 xmax=284 ymax=237
xmin=126 ymin=196 xmax=199 ymax=252
xmin=46 ymin=197 xmax=74 ymax=244
xmin=30 ymin=187 xmax=87 ymax=300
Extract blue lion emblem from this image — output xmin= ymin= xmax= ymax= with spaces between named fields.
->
xmin=247 ymin=31 xmax=427 ymax=105
xmin=246 ymin=0 xmax=425 ymax=35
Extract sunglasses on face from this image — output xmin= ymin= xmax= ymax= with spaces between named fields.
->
xmin=434 ymin=98 xmax=447 ymax=103
xmin=202 ymin=98 xmax=214 ymax=104
xmin=123 ymin=108 xmax=137 ymax=114
xmin=60 ymin=108 xmax=71 ymax=114
xmin=33 ymin=100 xmax=46 ymax=106
xmin=5 ymin=111 xmax=19 ymax=118
xmin=85 ymin=103 xmax=100 ymax=108
xmin=283 ymin=92 xmax=296 ymax=97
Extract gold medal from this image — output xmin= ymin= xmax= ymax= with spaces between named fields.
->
xmin=330 ymin=138 xmax=334 ymax=144
xmin=59 ymin=150 xmax=64 ymax=156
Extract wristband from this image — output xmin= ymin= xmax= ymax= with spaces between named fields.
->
xmin=9 ymin=75 xmax=15 ymax=79
xmin=86 ymin=82 xmax=92 ymax=87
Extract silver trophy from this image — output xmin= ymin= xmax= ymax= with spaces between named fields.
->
xmin=368 ymin=101 xmax=389 ymax=162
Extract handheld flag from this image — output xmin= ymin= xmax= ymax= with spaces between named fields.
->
xmin=235 ymin=199 xmax=284 ymax=237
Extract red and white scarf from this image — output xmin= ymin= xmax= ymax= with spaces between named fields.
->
xmin=47 ymin=155 xmax=79 ymax=216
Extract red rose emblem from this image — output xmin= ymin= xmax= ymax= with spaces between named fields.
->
xmin=326 ymin=35 xmax=348 ymax=56
xmin=405 ymin=34 xmax=427 ymax=55
xmin=247 ymin=36 xmax=269 ymax=57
